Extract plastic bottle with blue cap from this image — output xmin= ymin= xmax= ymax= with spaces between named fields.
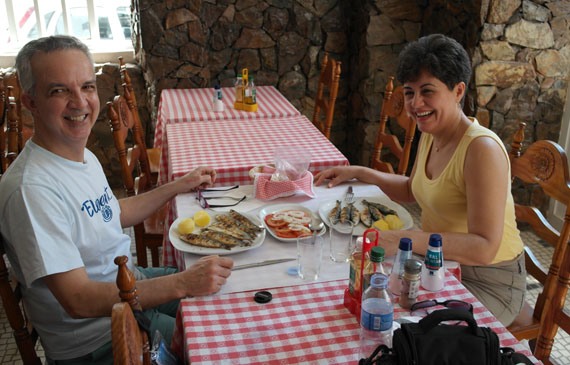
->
xmin=360 ymin=273 xmax=394 ymax=357
xmin=388 ymin=237 xmax=412 ymax=295
xmin=421 ymin=233 xmax=445 ymax=291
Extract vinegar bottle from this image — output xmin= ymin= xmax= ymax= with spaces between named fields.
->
xmin=348 ymin=237 xmax=370 ymax=298
xmin=235 ymin=74 xmax=243 ymax=104
xmin=363 ymin=246 xmax=386 ymax=293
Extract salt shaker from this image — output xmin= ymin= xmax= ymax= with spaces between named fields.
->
xmin=421 ymin=234 xmax=444 ymax=291
xmin=399 ymin=259 xmax=422 ymax=309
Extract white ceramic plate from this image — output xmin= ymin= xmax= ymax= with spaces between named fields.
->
xmin=258 ymin=203 xmax=326 ymax=242
xmin=169 ymin=211 xmax=265 ymax=255
xmin=318 ymin=196 xmax=413 ymax=236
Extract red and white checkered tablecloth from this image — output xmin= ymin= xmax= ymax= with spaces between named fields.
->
xmin=154 ymin=86 xmax=301 ymax=150
xmin=172 ymin=272 xmax=539 ymax=364
xmin=166 ymin=115 xmax=348 ymax=185
xmin=160 ymin=115 xmax=348 ymax=266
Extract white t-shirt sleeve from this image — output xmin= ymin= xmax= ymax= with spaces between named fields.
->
xmin=5 ymin=183 xmax=84 ymax=287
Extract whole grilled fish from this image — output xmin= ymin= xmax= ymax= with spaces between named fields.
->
xmin=179 ymin=233 xmax=229 ymax=249
xmin=328 ymin=200 xmax=342 ymax=223
xmin=214 ymin=214 xmax=256 ymax=240
xmin=360 ymin=205 xmax=372 ymax=227
xmin=229 ymin=210 xmax=264 ymax=234
xmin=362 ymin=200 xmax=383 ymax=221
xmin=200 ymin=229 xmax=244 ymax=247
xmin=364 ymin=200 xmax=396 ymax=216
xmin=349 ymin=203 xmax=360 ymax=226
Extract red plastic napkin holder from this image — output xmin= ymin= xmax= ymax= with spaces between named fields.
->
xmin=343 ymin=228 xmax=379 ymax=322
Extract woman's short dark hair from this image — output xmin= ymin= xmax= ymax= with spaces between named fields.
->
xmin=396 ymin=34 xmax=471 ymax=92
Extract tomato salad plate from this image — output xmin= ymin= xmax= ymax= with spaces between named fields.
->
xmin=259 ymin=204 xmax=326 ymax=242
xmin=169 ymin=210 xmax=265 ymax=255
xmin=318 ymin=196 xmax=413 ymax=236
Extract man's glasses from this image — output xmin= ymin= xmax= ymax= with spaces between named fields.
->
xmin=410 ymin=299 xmax=473 ymax=314
xmin=195 ymin=186 xmax=246 ymax=208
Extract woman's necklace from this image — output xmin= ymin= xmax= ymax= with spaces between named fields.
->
xmin=433 ymin=120 xmax=463 ymax=152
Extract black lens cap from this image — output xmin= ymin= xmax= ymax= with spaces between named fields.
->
xmin=254 ymin=291 xmax=272 ymax=304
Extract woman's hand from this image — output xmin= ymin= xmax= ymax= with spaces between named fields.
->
xmin=314 ymin=166 xmax=362 ymax=187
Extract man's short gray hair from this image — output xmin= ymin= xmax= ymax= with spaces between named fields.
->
xmin=15 ymin=35 xmax=94 ymax=95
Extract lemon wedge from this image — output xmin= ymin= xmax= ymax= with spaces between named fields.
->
xmin=384 ymin=214 xmax=403 ymax=230
xmin=178 ymin=218 xmax=195 ymax=234
xmin=193 ymin=210 xmax=210 ymax=227
xmin=373 ymin=219 xmax=390 ymax=231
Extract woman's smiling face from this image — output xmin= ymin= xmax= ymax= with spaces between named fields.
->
xmin=403 ymin=70 xmax=465 ymax=134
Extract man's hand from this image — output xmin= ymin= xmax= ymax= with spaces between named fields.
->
xmin=181 ymin=255 xmax=234 ymax=296
xmin=176 ymin=166 xmax=217 ymax=193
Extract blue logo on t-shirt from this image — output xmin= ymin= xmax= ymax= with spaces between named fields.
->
xmin=81 ymin=187 xmax=114 ymax=222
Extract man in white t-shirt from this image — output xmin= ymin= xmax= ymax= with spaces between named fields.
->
xmin=0 ymin=35 xmax=234 ymax=363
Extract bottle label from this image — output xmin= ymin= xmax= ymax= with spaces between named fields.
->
xmin=361 ymin=309 xmax=393 ymax=331
xmin=402 ymin=278 xmax=420 ymax=299
xmin=349 ymin=265 xmax=356 ymax=295
xmin=217 ymin=90 xmax=222 ymax=100
xmin=425 ymin=250 xmax=442 ymax=270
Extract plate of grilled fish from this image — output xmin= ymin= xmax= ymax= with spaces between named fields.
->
xmin=169 ymin=209 xmax=266 ymax=255
xmin=318 ymin=197 xmax=413 ymax=236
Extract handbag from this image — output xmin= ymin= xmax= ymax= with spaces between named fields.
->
xmin=359 ymin=309 xmax=534 ymax=365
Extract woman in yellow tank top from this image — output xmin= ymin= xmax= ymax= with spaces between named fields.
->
xmin=315 ymin=34 xmax=525 ymax=326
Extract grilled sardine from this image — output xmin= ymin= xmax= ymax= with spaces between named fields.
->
xmin=229 ymin=210 xmax=264 ymax=234
xmin=328 ymin=200 xmax=342 ymax=223
xmin=200 ymin=229 xmax=244 ymax=247
xmin=360 ymin=205 xmax=372 ymax=227
xmin=179 ymin=233 xmax=229 ymax=249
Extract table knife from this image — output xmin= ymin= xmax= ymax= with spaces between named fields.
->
xmin=232 ymin=258 xmax=296 ymax=271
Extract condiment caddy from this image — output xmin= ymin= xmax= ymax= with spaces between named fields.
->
xmin=234 ymin=68 xmax=258 ymax=112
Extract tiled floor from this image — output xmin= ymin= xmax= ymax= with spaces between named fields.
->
xmin=1 ymin=203 xmax=568 ymax=364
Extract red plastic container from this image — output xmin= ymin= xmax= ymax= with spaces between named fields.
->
xmin=343 ymin=229 xmax=379 ymax=322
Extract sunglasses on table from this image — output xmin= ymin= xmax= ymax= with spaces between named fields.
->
xmin=195 ymin=185 xmax=246 ymax=208
xmin=410 ymin=299 xmax=473 ymax=314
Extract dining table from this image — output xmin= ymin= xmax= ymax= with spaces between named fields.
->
xmin=169 ymin=182 xmax=540 ymax=364
xmin=157 ymin=86 xmax=349 ymax=266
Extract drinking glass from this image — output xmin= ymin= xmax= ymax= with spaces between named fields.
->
xmin=329 ymin=219 xmax=355 ymax=263
xmin=297 ymin=235 xmax=324 ymax=281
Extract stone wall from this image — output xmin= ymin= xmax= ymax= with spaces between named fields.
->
xmin=132 ymin=0 xmax=352 ymax=148
xmin=127 ymin=0 xmax=569 ymax=210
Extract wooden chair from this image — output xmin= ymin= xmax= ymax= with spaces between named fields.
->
xmin=371 ymin=76 xmax=417 ymax=175
xmin=108 ymin=96 xmax=165 ymax=267
xmin=119 ymin=57 xmax=160 ymax=184
xmin=3 ymin=72 xmax=24 ymax=151
xmin=112 ymin=255 xmax=151 ymax=364
xmin=1 ymin=75 xmax=6 ymax=174
xmin=534 ymin=223 xmax=570 ymax=363
xmin=0 ymin=235 xmax=41 ymax=364
xmin=311 ymin=52 xmax=341 ymax=140
xmin=506 ymin=122 xmax=570 ymax=350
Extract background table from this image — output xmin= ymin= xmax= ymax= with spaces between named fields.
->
xmin=165 ymin=115 xmax=348 ymax=186
xmin=154 ymin=86 xmax=300 ymax=150
xmin=172 ymin=273 xmax=538 ymax=364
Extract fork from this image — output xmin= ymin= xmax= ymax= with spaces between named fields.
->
xmin=344 ymin=186 xmax=354 ymax=204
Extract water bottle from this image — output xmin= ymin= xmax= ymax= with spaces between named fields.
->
xmin=421 ymin=234 xmax=445 ymax=291
xmin=363 ymin=246 xmax=386 ymax=293
xmin=388 ymin=237 xmax=412 ymax=296
xmin=360 ymin=273 xmax=394 ymax=358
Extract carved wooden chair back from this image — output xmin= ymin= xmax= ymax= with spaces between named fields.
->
xmin=0 ymin=75 xmax=6 ymax=174
xmin=111 ymin=255 xmax=151 ymax=364
xmin=534 ymin=219 xmax=570 ymax=363
xmin=119 ymin=57 xmax=160 ymax=183
xmin=371 ymin=76 xmax=417 ymax=175
xmin=507 ymin=122 xmax=570 ymax=351
xmin=108 ymin=97 xmax=164 ymax=267
xmin=311 ymin=52 xmax=341 ymax=140
xmin=0 ymin=234 xmax=41 ymax=364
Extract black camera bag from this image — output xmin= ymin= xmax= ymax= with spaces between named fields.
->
xmin=359 ymin=309 xmax=534 ymax=365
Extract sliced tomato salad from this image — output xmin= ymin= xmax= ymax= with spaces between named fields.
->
xmin=264 ymin=209 xmax=312 ymax=239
